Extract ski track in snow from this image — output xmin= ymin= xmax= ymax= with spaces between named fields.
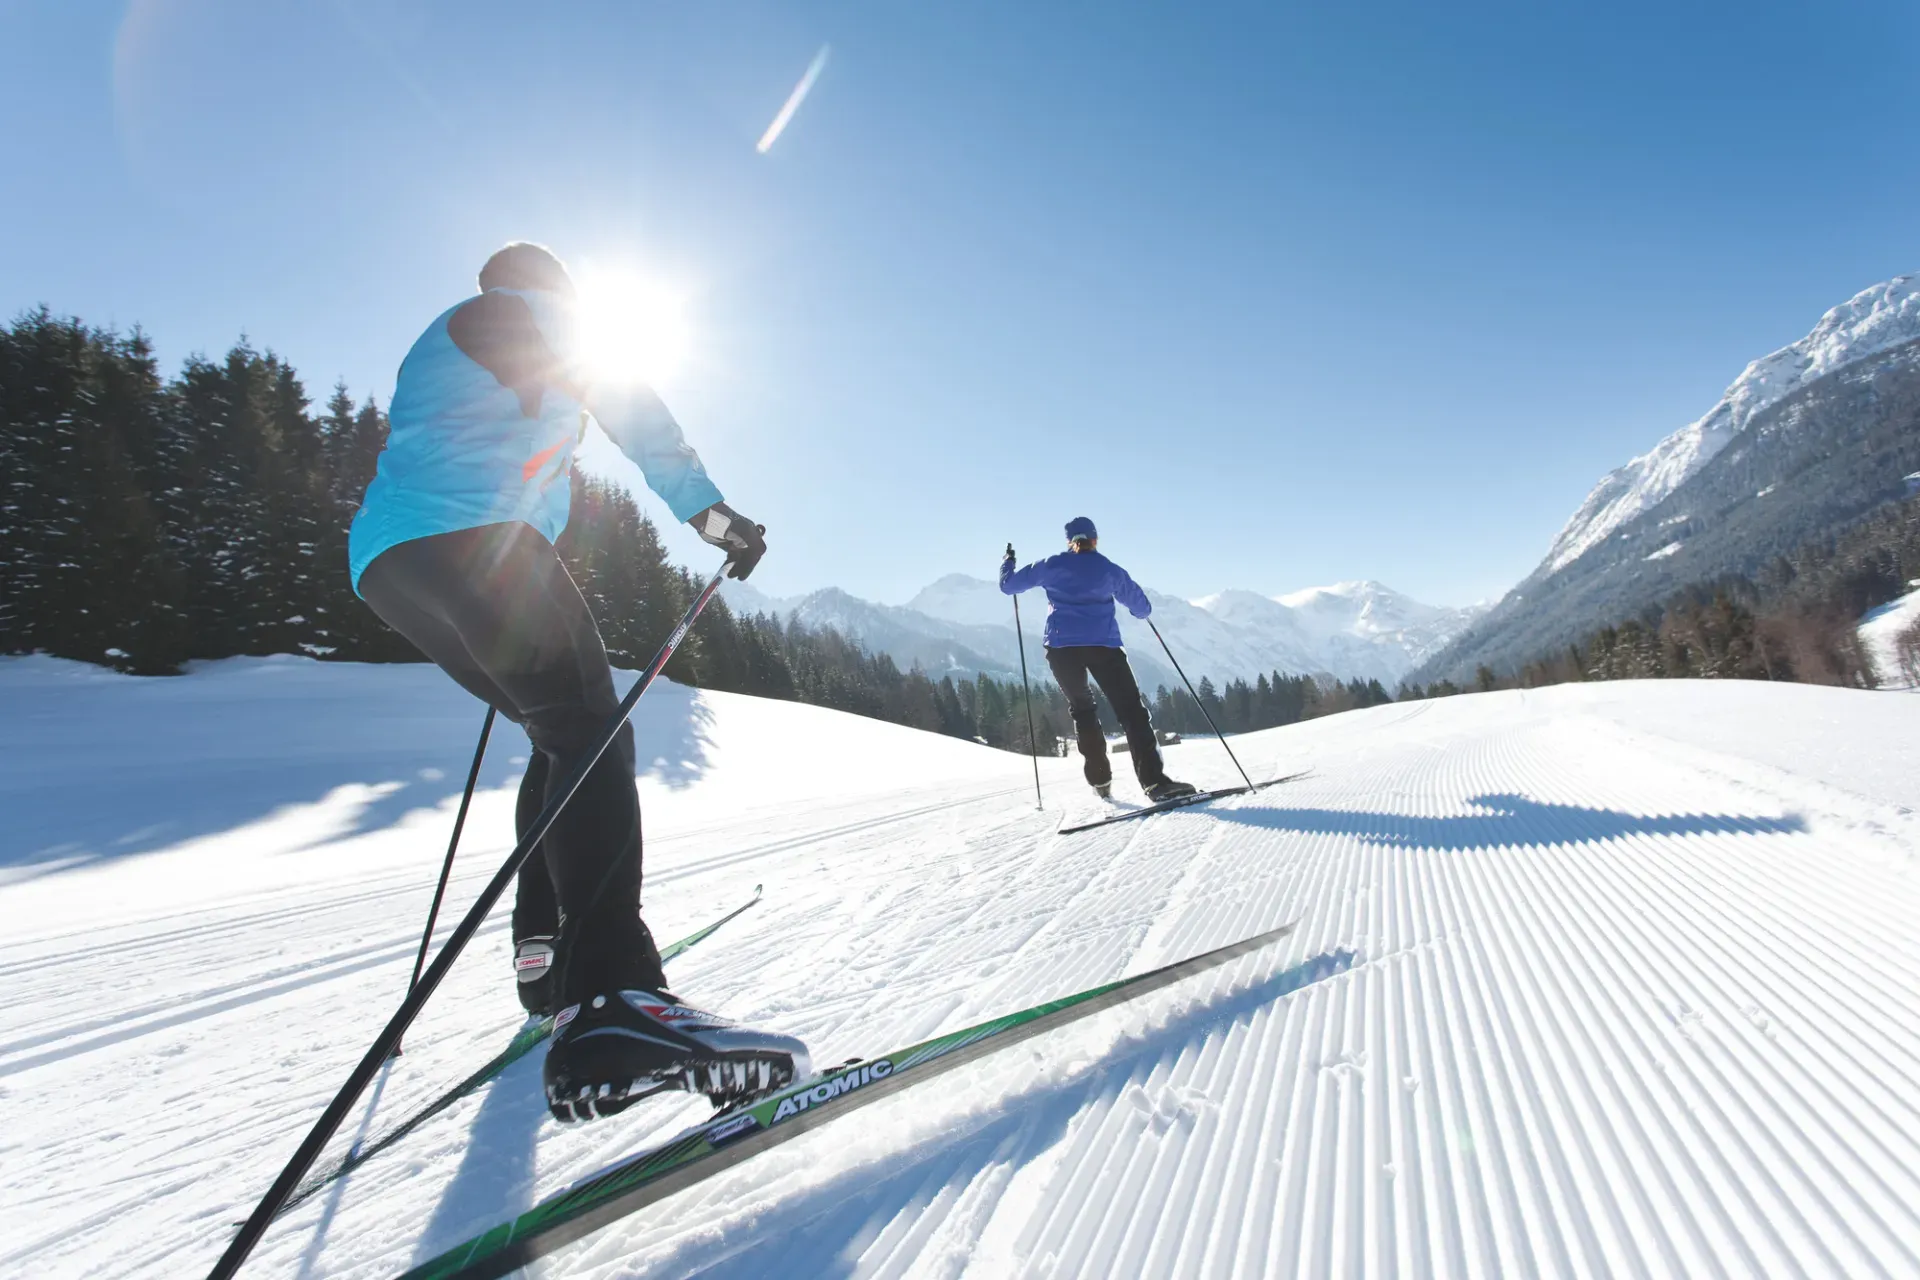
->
xmin=1 ymin=661 xmax=1918 ymax=1278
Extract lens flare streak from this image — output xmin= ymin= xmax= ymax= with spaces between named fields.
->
xmin=757 ymin=45 xmax=830 ymax=155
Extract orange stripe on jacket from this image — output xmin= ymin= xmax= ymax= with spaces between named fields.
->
xmin=522 ymin=441 xmax=564 ymax=482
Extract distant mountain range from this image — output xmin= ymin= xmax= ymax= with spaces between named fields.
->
xmin=722 ymin=574 xmax=1483 ymax=690
xmin=726 ymin=273 xmax=1920 ymax=692
xmin=1420 ymin=272 xmax=1920 ymax=682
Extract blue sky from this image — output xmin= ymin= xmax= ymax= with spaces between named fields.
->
xmin=4 ymin=1 xmax=1918 ymax=607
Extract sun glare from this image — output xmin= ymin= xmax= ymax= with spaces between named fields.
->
xmin=572 ymin=267 xmax=692 ymax=389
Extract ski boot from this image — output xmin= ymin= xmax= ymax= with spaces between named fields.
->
xmin=1094 ymin=782 xmax=1112 ymax=799
xmin=544 ymin=990 xmax=811 ymax=1123
xmin=514 ymin=936 xmax=557 ymax=1016
xmin=1145 ymin=778 xmax=1200 ymax=803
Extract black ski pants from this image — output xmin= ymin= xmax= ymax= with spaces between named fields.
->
xmin=359 ymin=521 xmax=664 ymax=1003
xmin=1045 ymin=645 xmax=1168 ymax=790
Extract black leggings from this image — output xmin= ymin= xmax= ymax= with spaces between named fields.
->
xmin=360 ymin=521 xmax=663 ymax=1001
xmin=1045 ymin=645 xmax=1168 ymax=789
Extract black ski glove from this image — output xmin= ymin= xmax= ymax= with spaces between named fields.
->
xmin=1004 ymin=543 xmax=1016 ymax=564
xmin=689 ymin=502 xmax=767 ymax=580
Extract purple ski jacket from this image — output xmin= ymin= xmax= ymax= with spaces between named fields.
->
xmin=999 ymin=549 xmax=1151 ymax=649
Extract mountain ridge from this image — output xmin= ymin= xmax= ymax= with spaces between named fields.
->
xmin=1542 ymin=274 xmax=1920 ymax=575
xmin=725 ymin=573 xmax=1482 ymax=689
xmin=1419 ymin=271 xmax=1920 ymax=682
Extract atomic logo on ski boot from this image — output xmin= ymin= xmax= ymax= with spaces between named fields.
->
xmin=544 ymin=989 xmax=811 ymax=1123
xmin=514 ymin=936 xmax=557 ymax=1016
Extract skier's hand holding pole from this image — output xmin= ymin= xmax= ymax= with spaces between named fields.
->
xmin=689 ymin=502 xmax=768 ymax=580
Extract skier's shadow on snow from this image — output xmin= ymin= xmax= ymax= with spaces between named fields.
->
xmin=596 ymin=947 xmax=1359 ymax=1280
xmin=410 ymin=1048 xmax=549 ymax=1265
xmin=1211 ymin=793 xmax=1805 ymax=851
xmin=0 ymin=664 xmax=717 ymax=875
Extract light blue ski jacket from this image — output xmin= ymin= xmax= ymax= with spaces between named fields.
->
xmin=347 ymin=287 xmax=722 ymax=592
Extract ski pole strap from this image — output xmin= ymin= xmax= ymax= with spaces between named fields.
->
xmin=209 ymin=561 xmax=729 ymax=1280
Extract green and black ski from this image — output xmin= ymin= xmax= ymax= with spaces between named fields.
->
xmin=403 ymin=919 xmax=1297 ymax=1280
xmin=1058 ymin=769 xmax=1312 ymax=835
xmin=278 ymin=884 xmax=763 ymax=1218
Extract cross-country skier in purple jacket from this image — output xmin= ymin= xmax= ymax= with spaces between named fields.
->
xmin=1001 ymin=517 xmax=1197 ymax=802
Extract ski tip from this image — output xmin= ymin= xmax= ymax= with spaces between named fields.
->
xmin=751 ymin=883 xmax=764 ymax=900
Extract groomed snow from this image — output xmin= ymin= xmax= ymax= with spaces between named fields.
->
xmin=3 ymin=658 xmax=1919 ymax=1278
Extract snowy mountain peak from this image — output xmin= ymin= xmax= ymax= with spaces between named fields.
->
xmin=1272 ymin=579 xmax=1388 ymax=607
xmin=903 ymin=573 xmax=1008 ymax=630
xmin=1264 ymin=580 xmax=1458 ymax=644
xmin=1543 ymin=272 xmax=1920 ymax=574
xmin=773 ymin=572 xmax=1488 ymax=686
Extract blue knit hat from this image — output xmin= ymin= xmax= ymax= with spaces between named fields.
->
xmin=1065 ymin=516 xmax=1097 ymax=542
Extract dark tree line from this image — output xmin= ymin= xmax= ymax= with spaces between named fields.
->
xmin=0 ymin=308 xmax=400 ymax=672
xmin=0 ymin=309 xmax=1089 ymax=752
xmin=40 ymin=306 xmax=1751 ymax=752
xmin=8 ymin=308 xmax=1381 ymax=754
xmin=1146 ymin=671 xmax=1392 ymax=741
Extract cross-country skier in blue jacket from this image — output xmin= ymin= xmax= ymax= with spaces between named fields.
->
xmin=350 ymin=242 xmax=807 ymax=1122
xmin=1001 ymin=517 xmax=1196 ymax=802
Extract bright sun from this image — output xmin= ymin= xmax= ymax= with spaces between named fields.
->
xmin=571 ymin=267 xmax=691 ymax=389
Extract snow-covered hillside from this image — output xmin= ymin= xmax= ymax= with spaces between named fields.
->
xmin=1545 ymin=273 xmax=1920 ymax=574
xmin=5 ymin=657 xmax=1920 ymax=1277
xmin=1860 ymin=586 xmax=1920 ymax=689
xmin=730 ymin=574 xmax=1480 ymax=688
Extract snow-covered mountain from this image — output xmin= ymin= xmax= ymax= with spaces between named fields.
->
xmin=1422 ymin=271 xmax=1920 ymax=681
xmin=1271 ymin=580 xmax=1486 ymax=670
xmin=905 ymin=573 xmax=1022 ymax=630
xmin=734 ymin=583 xmax=1019 ymax=682
xmin=729 ymin=574 xmax=1482 ymax=688
xmin=1544 ymin=273 xmax=1920 ymax=573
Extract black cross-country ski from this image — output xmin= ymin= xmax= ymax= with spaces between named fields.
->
xmin=1057 ymin=769 xmax=1312 ymax=835
xmin=277 ymin=885 xmax=764 ymax=1218
xmin=401 ymin=920 xmax=1298 ymax=1280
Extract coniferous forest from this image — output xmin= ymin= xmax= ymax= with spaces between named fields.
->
xmin=6 ymin=307 xmax=1914 ymax=761
xmin=4 ymin=307 xmax=1385 ymax=756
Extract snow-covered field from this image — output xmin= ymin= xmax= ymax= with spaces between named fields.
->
xmin=4 ymin=657 xmax=1919 ymax=1278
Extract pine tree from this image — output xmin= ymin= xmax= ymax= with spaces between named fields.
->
xmin=1153 ymin=685 xmax=1177 ymax=734
xmin=0 ymin=311 xmax=186 ymax=670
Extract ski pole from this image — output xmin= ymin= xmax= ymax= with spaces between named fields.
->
xmin=210 ymin=561 xmax=730 ymax=1280
xmin=1008 ymin=545 xmax=1043 ymax=809
xmin=393 ymin=705 xmax=495 ymax=1057
xmin=1146 ymin=617 xmax=1254 ymax=792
